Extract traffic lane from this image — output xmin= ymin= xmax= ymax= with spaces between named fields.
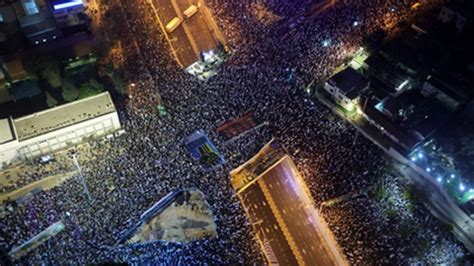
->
xmin=262 ymin=159 xmax=337 ymax=266
xmin=168 ymin=26 xmax=199 ymax=67
xmin=152 ymin=0 xmax=178 ymax=24
xmin=185 ymin=6 xmax=218 ymax=52
xmin=241 ymin=184 xmax=298 ymax=266
xmin=175 ymin=0 xmax=218 ymax=52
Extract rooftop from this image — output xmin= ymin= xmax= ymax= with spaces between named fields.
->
xmin=426 ymin=75 xmax=469 ymax=102
xmin=383 ymin=90 xmax=452 ymax=140
xmin=13 ymin=92 xmax=115 ymax=141
xmin=9 ymin=79 xmax=41 ymax=100
xmin=0 ymin=118 xmax=15 ymax=144
xmin=328 ymin=67 xmax=369 ymax=99
xmin=3 ymin=58 xmax=28 ymax=81
xmin=365 ymin=101 xmax=419 ymax=151
xmin=0 ymin=6 xmax=17 ymax=24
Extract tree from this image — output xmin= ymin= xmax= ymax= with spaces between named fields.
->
xmin=62 ymin=79 xmax=79 ymax=102
xmin=39 ymin=56 xmax=62 ymax=88
xmin=78 ymin=79 xmax=104 ymax=99
xmin=46 ymin=92 xmax=58 ymax=107
xmin=110 ymin=72 xmax=127 ymax=95
xmin=374 ymin=185 xmax=386 ymax=201
xmin=24 ymin=56 xmax=62 ymax=88
xmin=385 ymin=208 xmax=397 ymax=219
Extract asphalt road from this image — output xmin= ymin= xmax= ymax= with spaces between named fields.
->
xmin=241 ymin=184 xmax=298 ymax=265
xmin=239 ymin=156 xmax=343 ymax=265
xmin=150 ymin=0 xmax=221 ymax=67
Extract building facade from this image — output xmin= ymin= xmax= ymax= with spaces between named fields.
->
xmin=324 ymin=67 xmax=370 ymax=111
xmin=0 ymin=92 xmax=121 ymax=169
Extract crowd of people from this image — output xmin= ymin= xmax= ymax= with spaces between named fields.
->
xmin=1 ymin=0 xmax=467 ymax=264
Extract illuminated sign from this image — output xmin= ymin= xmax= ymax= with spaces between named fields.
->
xmin=53 ymin=0 xmax=83 ymax=10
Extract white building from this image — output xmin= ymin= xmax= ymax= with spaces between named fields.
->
xmin=324 ymin=67 xmax=370 ymax=112
xmin=0 ymin=92 xmax=121 ymax=169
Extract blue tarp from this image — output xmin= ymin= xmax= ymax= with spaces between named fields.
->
xmin=182 ymin=130 xmax=225 ymax=169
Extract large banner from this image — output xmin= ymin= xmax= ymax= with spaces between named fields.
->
xmin=120 ymin=190 xmax=217 ymax=245
xmin=217 ymin=112 xmax=258 ymax=140
xmin=183 ymin=130 xmax=225 ymax=169
xmin=9 ymin=221 xmax=65 ymax=260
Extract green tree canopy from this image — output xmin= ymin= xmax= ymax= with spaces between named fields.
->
xmin=45 ymin=92 xmax=58 ymax=108
xmin=78 ymin=79 xmax=104 ymax=99
xmin=24 ymin=56 xmax=63 ymax=88
xmin=62 ymin=79 xmax=79 ymax=102
xmin=111 ymin=72 xmax=127 ymax=95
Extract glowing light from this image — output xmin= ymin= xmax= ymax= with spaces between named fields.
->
xmin=396 ymin=80 xmax=409 ymax=91
xmin=375 ymin=101 xmax=384 ymax=111
xmin=460 ymin=183 xmax=465 ymax=191
xmin=202 ymin=50 xmax=215 ymax=61
xmin=437 ymin=177 xmax=442 ymax=183
xmin=418 ymin=152 xmax=423 ymax=159
xmin=322 ymin=40 xmax=330 ymax=47
xmin=353 ymin=21 xmax=359 ymax=27
xmin=411 ymin=156 xmax=417 ymax=162
xmin=43 ymin=39 xmax=47 ymax=42
xmin=451 ymin=174 xmax=455 ymax=179
xmin=53 ymin=0 xmax=83 ymax=10
xmin=426 ymin=167 xmax=431 ymax=172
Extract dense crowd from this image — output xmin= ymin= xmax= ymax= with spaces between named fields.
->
xmin=1 ymin=0 xmax=467 ymax=264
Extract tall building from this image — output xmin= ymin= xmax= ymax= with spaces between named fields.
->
xmin=0 ymin=5 xmax=26 ymax=54
xmin=12 ymin=0 xmax=63 ymax=45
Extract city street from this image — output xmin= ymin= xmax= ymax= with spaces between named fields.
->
xmin=237 ymin=155 xmax=346 ymax=265
xmin=1 ymin=0 xmax=470 ymax=265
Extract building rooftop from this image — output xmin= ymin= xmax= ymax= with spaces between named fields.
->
xmin=383 ymin=90 xmax=452 ymax=140
xmin=364 ymin=54 xmax=412 ymax=94
xmin=0 ymin=6 xmax=17 ymax=24
xmin=0 ymin=118 xmax=15 ymax=144
xmin=426 ymin=75 xmax=469 ymax=103
xmin=3 ymin=58 xmax=28 ymax=81
xmin=328 ymin=67 xmax=369 ymax=99
xmin=365 ymin=101 xmax=419 ymax=151
xmin=13 ymin=92 xmax=115 ymax=141
xmin=9 ymin=79 xmax=42 ymax=100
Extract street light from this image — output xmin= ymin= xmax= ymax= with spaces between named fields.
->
xmin=72 ymin=154 xmax=93 ymax=202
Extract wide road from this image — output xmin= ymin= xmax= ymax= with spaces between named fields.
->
xmin=150 ymin=0 xmax=223 ymax=67
xmin=238 ymin=156 xmax=346 ymax=266
xmin=241 ymin=184 xmax=298 ymax=265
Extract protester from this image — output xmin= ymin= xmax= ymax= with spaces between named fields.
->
xmin=1 ymin=0 xmax=463 ymax=264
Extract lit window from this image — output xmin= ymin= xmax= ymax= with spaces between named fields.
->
xmin=22 ymin=0 xmax=39 ymax=15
